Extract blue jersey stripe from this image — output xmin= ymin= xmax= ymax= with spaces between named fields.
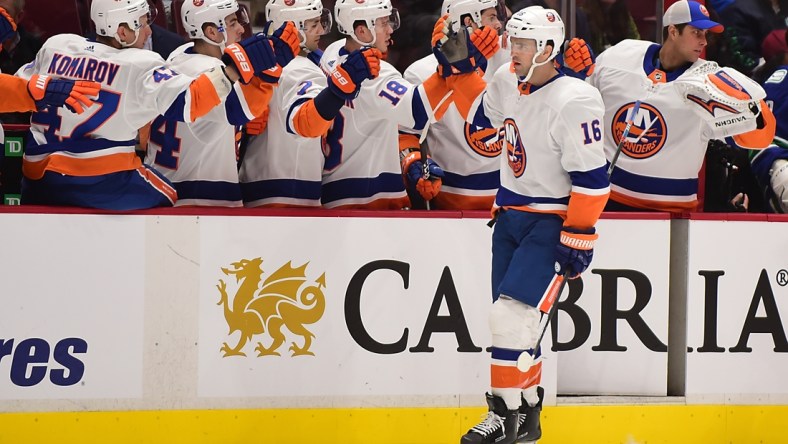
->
xmin=610 ymin=165 xmax=698 ymax=197
xmin=442 ymin=170 xmax=500 ymax=191
xmin=569 ymin=165 xmax=610 ymax=190
xmin=224 ymin=89 xmax=251 ymax=126
xmin=25 ymin=137 xmax=135 ymax=155
xmin=174 ymin=180 xmax=242 ymax=202
xmin=241 ymin=178 xmax=322 ymax=202
xmin=410 ymin=88 xmax=429 ymax=131
xmin=496 ymin=186 xmax=570 ymax=207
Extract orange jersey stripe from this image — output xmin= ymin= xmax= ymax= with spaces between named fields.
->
xmin=239 ymin=78 xmax=275 ymax=119
xmin=565 ymin=191 xmax=609 ymax=229
xmin=446 ymin=72 xmax=486 ymax=119
xmin=189 ymin=73 xmax=222 ymax=122
xmin=420 ymin=72 xmax=453 ymax=121
xmin=0 ymin=75 xmax=36 ymax=112
xmin=292 ymin=99 xmax=332 ymax=138
xmin=23 ymin=152 xmax=142 ymax=180
xmin=135 ymin=166 xmax=177 ymax=204
xmin=610 ymin=190 xmax=698 ymax=213
xmin=732 ymin=101 xmax=777 ymax=149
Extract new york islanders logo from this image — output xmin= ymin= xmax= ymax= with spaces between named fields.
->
xmin=504 ymin=118 xmax=526 ymax=177
xmin=612 ymin=102 xmax=667 ymax=159
xmin=193 ymin=0 xmax=204 ymax=6
xmin=464 ymin=123 xmax=504 ymax=158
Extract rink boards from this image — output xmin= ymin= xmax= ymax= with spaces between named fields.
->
xmin=0 ymin=209 xmax=786 ymax=443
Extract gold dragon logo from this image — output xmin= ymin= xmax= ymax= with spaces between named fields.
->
xmin=216 ymin=257 xmax=326 ymax=358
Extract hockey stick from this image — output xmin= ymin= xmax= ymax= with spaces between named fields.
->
xmin=606 ymin=100 xmax=642 ymax=177
xmin=417 ymin=89 xmax=453 ymax=210
xmin=516 ymin=272 xmax=568 ymax=371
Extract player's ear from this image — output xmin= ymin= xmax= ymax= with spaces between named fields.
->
xmin=353 ymin=22 xmax=369 ymax=40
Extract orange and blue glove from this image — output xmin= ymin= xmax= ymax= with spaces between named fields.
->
xmin=259 ymin=21 xmax=301 ymax=83
xmin=222 ymin=34 xmax=277 ymax=84
xmin=326 ymin=47 xmax=381 ymax=101
xmin=0 ymin=6 xmax=17 ymax=44
xmin=556 ymin=38 xmax=595 ymax=79
xmin=27 ymin=75 xmax=101 ymax=114
xmin=554 ymin=226 xmax=597 ymax=279
xmin=401 ymin=150 xmax=444 ymax=200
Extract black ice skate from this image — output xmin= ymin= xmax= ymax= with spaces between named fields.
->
xmin=515 ymin=386 xmax=543 ymax=443
xmin=460 ymin=393 xmax=519 ymax=444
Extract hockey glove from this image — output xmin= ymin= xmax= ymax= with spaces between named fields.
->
xmin=27 ymin=75 xmax=101 ymax=114
xmin=555 ymin=38 xmax=595 ymax=79
xmin=433 ymin=15 xmax=499 ymax=78
xmin=0 ymin=6 xmax=16 ymax=44
xmin=222 ymin=34 xmax=277 ymax=84
xmin=401 ymin=149 xmax=444 ymax=200
xmin=326 ymin=47 xmax=381 ymax=101
xmin=554 ymin=226 xmax=597 ymax=279
xmin=258 ymin=21 xmax=301 ymax=83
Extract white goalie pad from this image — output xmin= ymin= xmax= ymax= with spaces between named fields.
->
xmin=674 ymin=62 xmax=766 ymax=138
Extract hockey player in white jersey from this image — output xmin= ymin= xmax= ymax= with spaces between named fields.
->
xmin=144 ymin=0 xmax=299 ymax=207
xmin=441 ymin=6 xmax=609 ymax=443
xmin=239 ymin=0 xmax=381 ymax=207
xmin=402 ymin=0 xmax=597 ymax=210
xmin=319 ymin=0 xmax=469 ymax=209
xmin=590 ymin=0 xmax=776 ymax=212
xmin=16 ymin=0 xmax=287 ymax=210
xmin=400 ymin=0 xmax=508 ymax=210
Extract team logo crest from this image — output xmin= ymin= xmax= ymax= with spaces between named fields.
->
xmin=545 ymin=12 xmax=556 ymax=22
xmin=355 ymin=0 xmax=365 ymax=3
xmin=699 ymin=5 xmax=710 ymax=17
xmin=464 ymin=123 xmax=504 ymax=158
xmin=193 ymin=0 xmax=204 ymax=6
xmin=504 ymin=118 xmax=526 ymax=177
xmin=285 ymin=0 xmax=295 ymax=5
xmin=612 ymin=102 xmax=667 ymax=159
xmin=216 ymin=257 xmax=327 ymax=358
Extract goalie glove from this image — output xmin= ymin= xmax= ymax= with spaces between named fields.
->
xmin=326 ymin=47 xmax=381 ymax=101
xmin=674 ymin=64 xmax=766 ymax=138
xmin=555 ymin=38 xmax=595 ymax=79
xmin=27 ymin=75 xmax=101 ymax=114
xmin=222 ymin=34 xmax=277 ymax=84
xmin=0 ymin=6 xmax=16 ymax=43
xmin=401 ymin=149 xmax=444 ymax=200
xmin=554 ymin=226 xmax=597 ymax=279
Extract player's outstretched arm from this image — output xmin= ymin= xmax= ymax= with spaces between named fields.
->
xmin=26 ymin=75 xmax=101 ymax=114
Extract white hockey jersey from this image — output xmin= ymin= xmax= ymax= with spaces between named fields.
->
xmin=402 ymin=36 xmax=510 ymax=210
xmin=16 ymin=34 xmax=224 ymax=182
xmin=468 ymin=66 xmax=609 ymax=228
xmin=144 ymin=43 xmax=264 ymax=207
xmin=590 ymin=39 xmax=768 ymax=212
xmin=239 ymin=54 xmax=326 ymax=207
xmin=319 ymin=39 xmax=449 ymax=209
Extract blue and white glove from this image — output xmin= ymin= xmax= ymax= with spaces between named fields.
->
xmin=258 ymin=21 xmax=301 ymax=83
xmin=326 ymin=47 xmax=381 ymax=101
xmin=554 ymin=226 xmax=597 ymax=279
xmin=222 ymin=34 xmax=277 ymax=84
xmin=401 ymin=150 xmax=444 ymax=200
